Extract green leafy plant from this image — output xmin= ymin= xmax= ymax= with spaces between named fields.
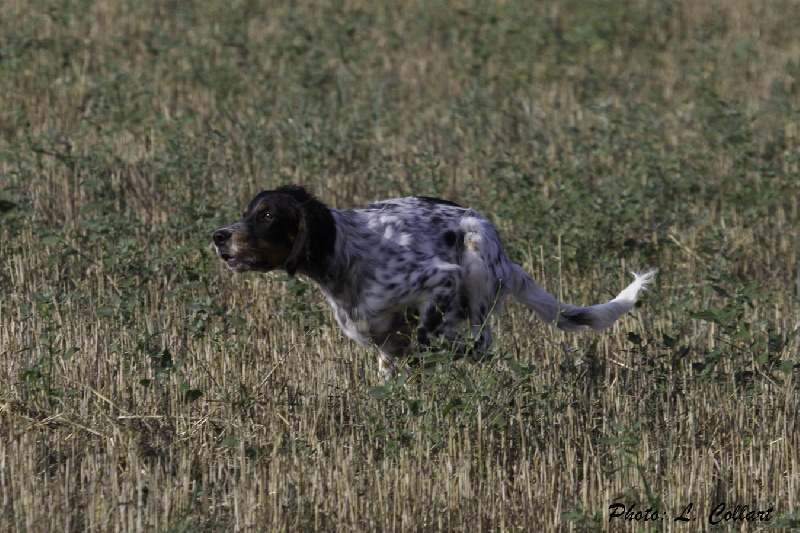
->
xmin=17 ymin=291 xmax=79 ymax=408
xmin=599 ymin=422 xmax=663 ymax=522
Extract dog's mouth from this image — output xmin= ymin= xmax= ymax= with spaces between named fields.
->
xmin=217 ymin=249 xmax=272 ymax=272
xmin=216 ymin=248 xmax=245 ymax=270
xmin=221 ymin=254 xmax=242 ymax=269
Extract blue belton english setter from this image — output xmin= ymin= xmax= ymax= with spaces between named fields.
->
xmin=213 ymin=186 xmax=656 ymax=379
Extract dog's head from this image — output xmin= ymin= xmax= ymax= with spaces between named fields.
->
xmin=212 ymin=185 xmax=334 ymax=276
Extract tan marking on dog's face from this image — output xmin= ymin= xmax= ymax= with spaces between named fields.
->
xmin=219 ymin=213 xmax=298 ymax=271
xmin=221 ymin=228 xmax=294 ymax=272
xmin=253 ymin=236 xmax=293 ymax=267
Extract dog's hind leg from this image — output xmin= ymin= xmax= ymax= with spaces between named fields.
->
xmin=414 ymin=263 xmax=468 ymax=350
xmin=461 ymin=220 xmax=505 ymax=359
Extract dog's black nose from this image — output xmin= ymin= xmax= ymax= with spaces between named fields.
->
xmin=213 ymin=229 xmax=231 ymax=245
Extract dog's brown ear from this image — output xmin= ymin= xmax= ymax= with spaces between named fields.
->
xmin=283 ymin=198 xmax=336 ymax=277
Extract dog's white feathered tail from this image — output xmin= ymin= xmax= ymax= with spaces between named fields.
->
xmin=508 ymin=268 xmax=657 ymax=332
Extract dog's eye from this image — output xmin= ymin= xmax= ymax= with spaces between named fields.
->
xmin=260 ymin=212 xmax=273 ymax=221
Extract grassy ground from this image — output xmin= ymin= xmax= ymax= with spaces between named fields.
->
xmin=1 ymin=0 xmax=799 ymax=531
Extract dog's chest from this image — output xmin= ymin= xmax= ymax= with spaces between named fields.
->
xmin=322 ymin=286 xmax=412 ymax=349
xmin=329 ymin=301 xmax=372 ymax=346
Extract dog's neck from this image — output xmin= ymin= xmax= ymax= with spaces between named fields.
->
xmin=304 ymin=210 xmax=369 ymax=304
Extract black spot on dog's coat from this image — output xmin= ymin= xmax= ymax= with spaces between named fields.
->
xmin=414 ymin=196 xmax=462 ymax=209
